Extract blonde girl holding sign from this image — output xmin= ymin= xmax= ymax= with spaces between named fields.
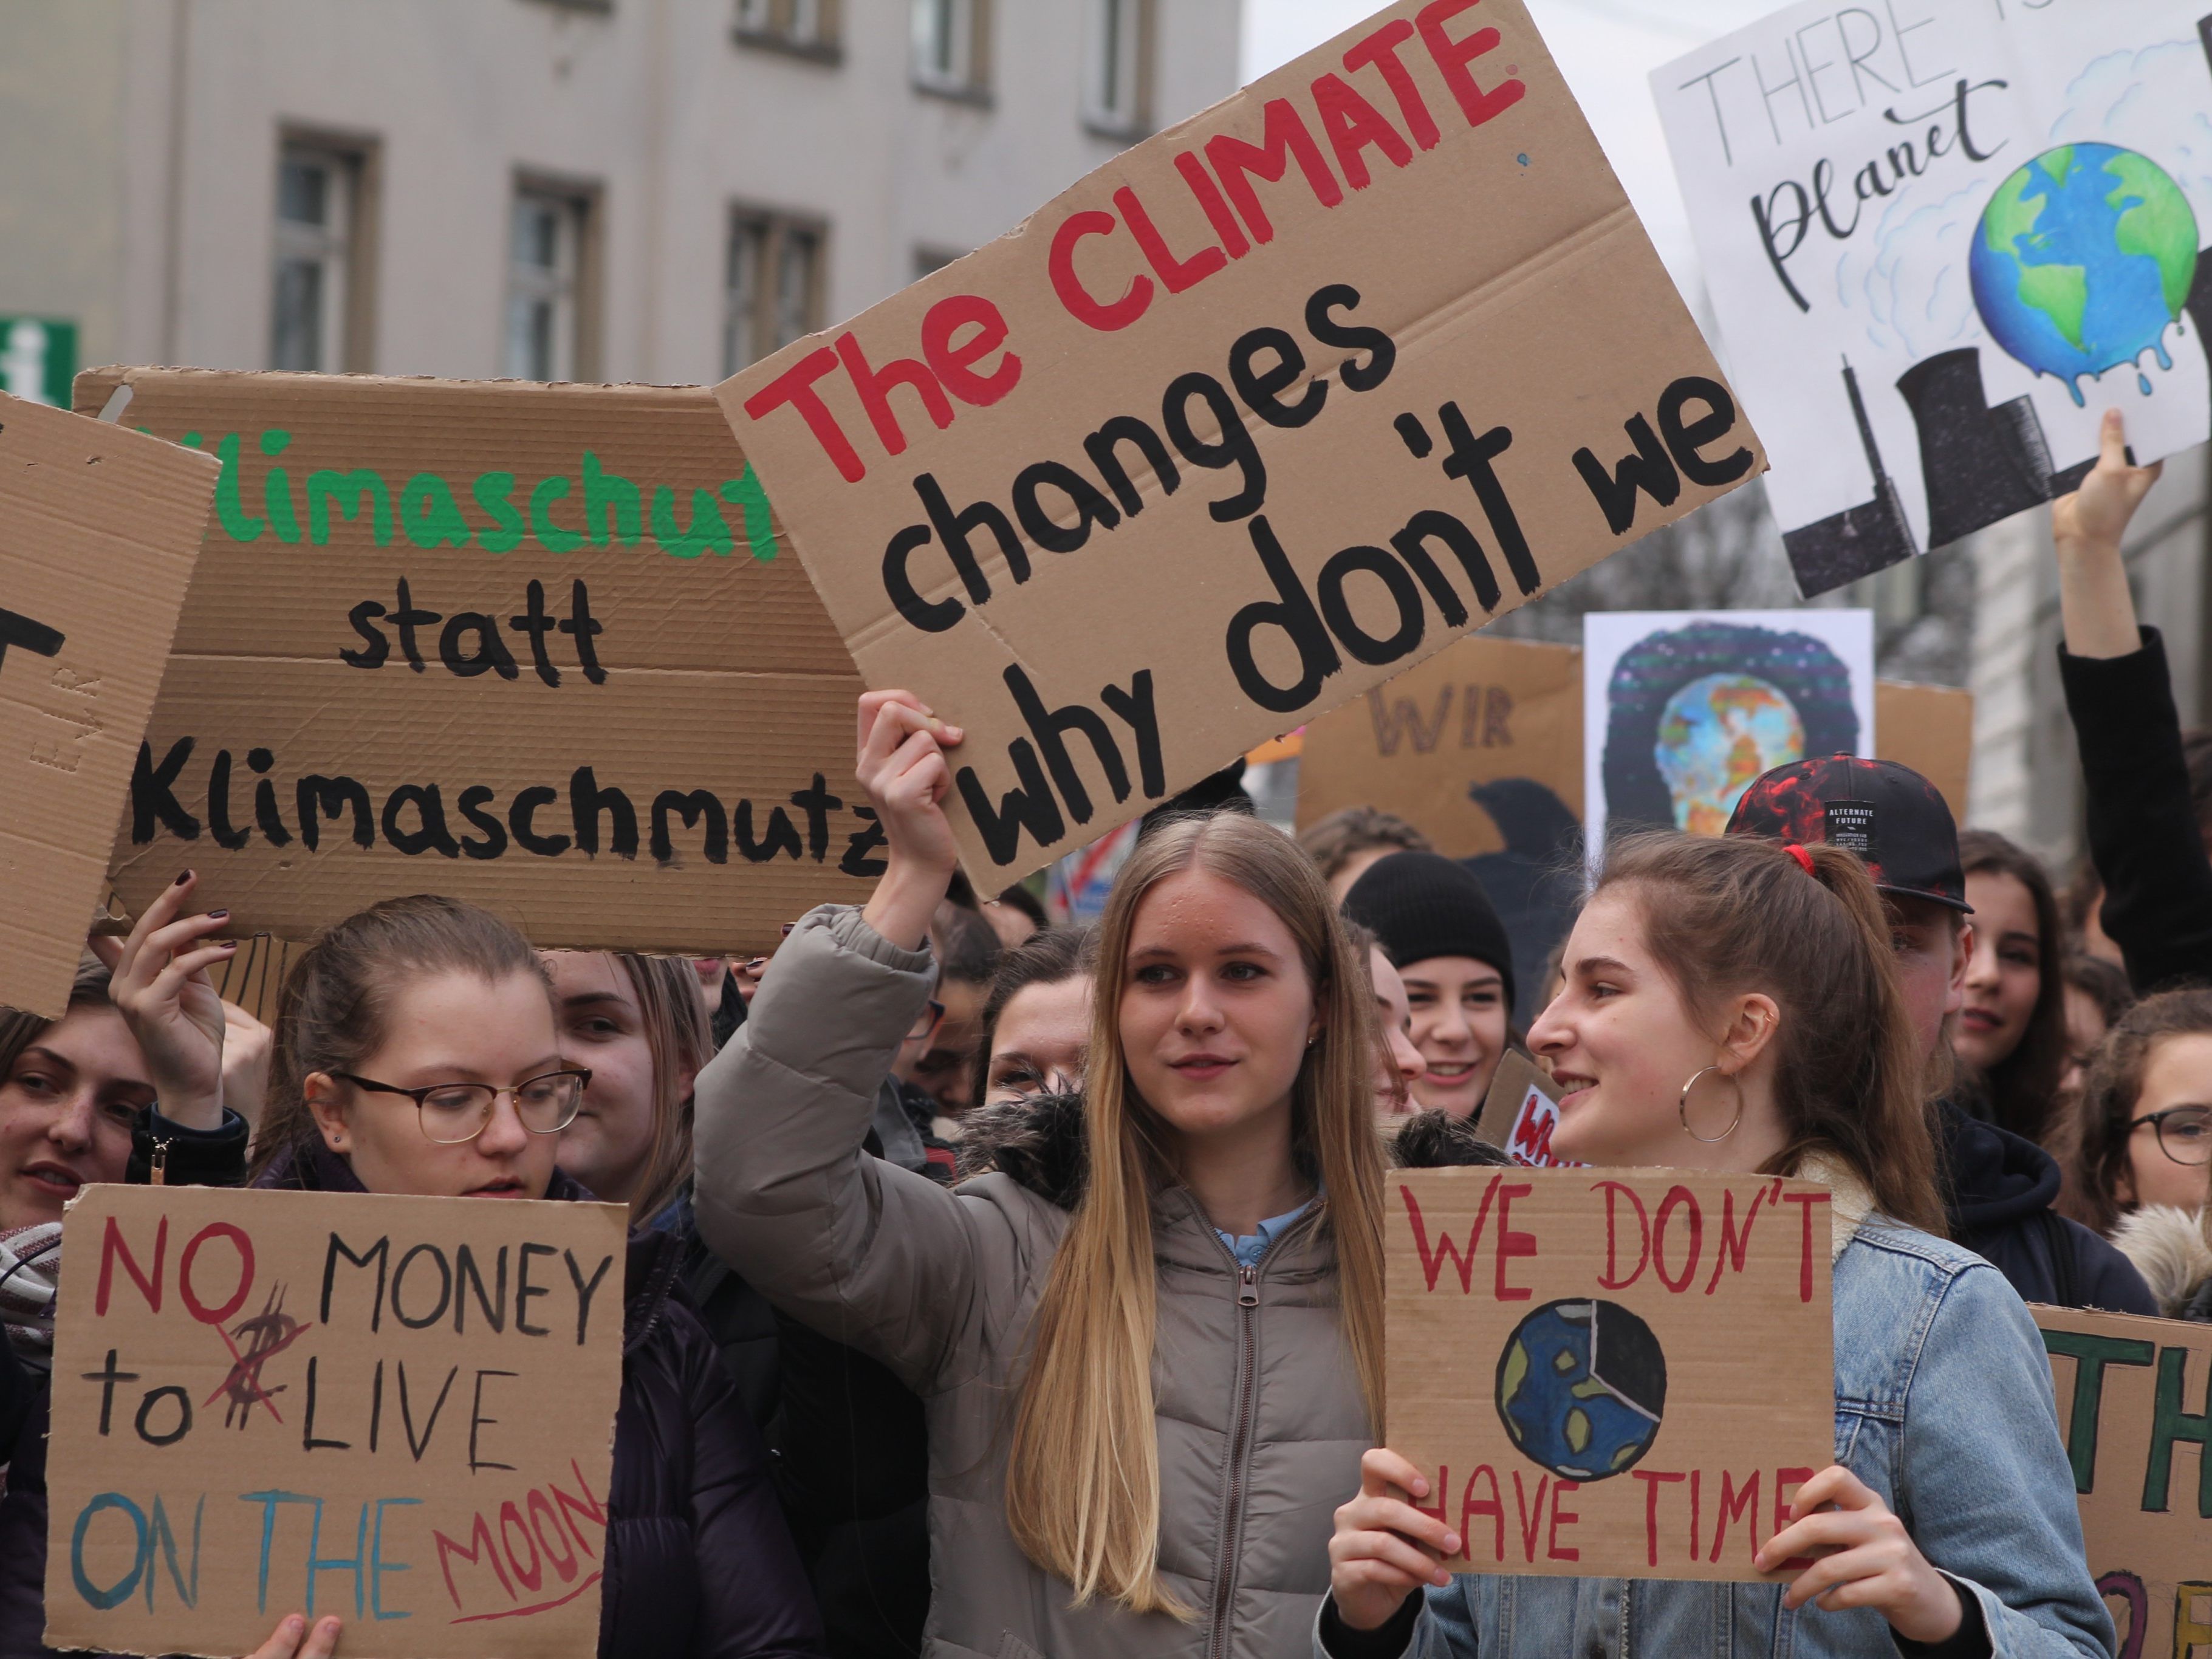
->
xmin=1321 ymin=833 xmax=2112 ymax=1659
xmin=693 ymin=691 xmax=1491 ymax=1658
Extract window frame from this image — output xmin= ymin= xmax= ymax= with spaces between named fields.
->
xmin=724 ymin=204 xmax=829 ymax=375
xmin=1082 ymin=0 xmax=1154 ymax=139
xmin=268 ymin=129 xmax=380 ymax=373
xmin=733 ymin=0 xmax=842 ymax=63
xmin=911 ymin=0 xmax=991 ymax=104
xmin=504 ymin=176 xmax=603 ymax=384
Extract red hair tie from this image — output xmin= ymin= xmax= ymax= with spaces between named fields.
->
xmin=1784 ymin=843 xmax=1816 ymax=875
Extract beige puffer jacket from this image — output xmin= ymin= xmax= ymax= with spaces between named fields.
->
xmin=694 ymin=906 xmax=1437 ymax=1659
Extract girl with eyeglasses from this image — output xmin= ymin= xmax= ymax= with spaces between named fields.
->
xmin=2076 ymin=990 xmax=2212 ymax=1318
xmin=244 ymin=894 xmax=823 ymax=1659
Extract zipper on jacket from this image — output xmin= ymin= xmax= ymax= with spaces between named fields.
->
xmin=148 ymin=1137 xmax=171 ymax=1185
xmin=1204 ymin=1214 xmax=1313 ymax=1659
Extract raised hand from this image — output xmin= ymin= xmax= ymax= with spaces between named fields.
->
xmin=1327 ymin=1447 xmax=1460 ymax=1632
xmin=88 ymin=872 xmax=237 ymax=1130
xmin=1755 ymin=1464 xmax=1961 ymax=1645
xmin=2051 ymin=407 xmax=2162 ymax=551
xmin=855 ymin=690 xmax=965 ymax=951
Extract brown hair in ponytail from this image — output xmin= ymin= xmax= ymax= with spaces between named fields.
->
xmin=1597 ymin=832 xmax=1946 ymax=1234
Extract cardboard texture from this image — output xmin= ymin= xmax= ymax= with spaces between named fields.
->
xmin=1298 ymin=634 xmax=1581 ymax=859
xmin=2035 ymin=1304 xmax=2212 ymax=1659
xmin=45 ymin=1184 xmax=626 ymax=1658
xmin=1385 ymin=1166 xmax=1833 ymax=1581
xmin=1298 ymin=636 xmax=1974 ymax=850
xmin=210 ymin=935 xmax=303 ymax=1028
xmin=1474 ymin=1049 xmax=1573 ymax=1168
xmin=0 ymin=392 xmax=216 ymax=1017
xmin=1654 ymin=4 xmax=2212 ymax=595
xmin=1871 ymin=682 xmax=1973 ymax=827
xmin=77 ymin=369 xmax=870 ymax=957
xmin=714 ymin=0 xmax=1763 ymax=884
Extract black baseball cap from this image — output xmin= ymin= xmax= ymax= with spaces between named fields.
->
xmin=1724 ymin=755 xmax=1972 ymax=913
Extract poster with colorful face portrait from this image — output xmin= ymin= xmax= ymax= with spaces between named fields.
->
xmin=1581 ymin=610 xmax=1874 ymax=857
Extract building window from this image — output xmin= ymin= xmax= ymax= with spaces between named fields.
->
xmin=725 ymin=208 xmax=826 ymax=373
xmin=912 ymin=0 xmax=989 ymax=99
xmin=505 ymin=184 xmax=598 ymax=381
xmin=735 ymin=0 xmax=840 ymax=57
xmin=1084 ymin=0 xmax=1151 ymax=136
xmin=271 ymin=140 xmax=375 ymax=371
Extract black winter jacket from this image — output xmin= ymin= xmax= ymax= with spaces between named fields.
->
xmin=1941 ymin=1101 xmax=2157 ymax=1315
xmin=2058 ymin=627 xmax=2212 ymax=993
xmin=251 ymin=1141 xmax=824 ymax=1658
xmin=1 ymin=1106 xmax=250 ymax=1659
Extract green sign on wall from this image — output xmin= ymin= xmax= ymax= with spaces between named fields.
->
xmin=0 ymin=317 xmax=76 ymax=406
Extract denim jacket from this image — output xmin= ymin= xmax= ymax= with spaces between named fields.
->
xmin=1326 ymin=1217 xmax=2114 ymax=1659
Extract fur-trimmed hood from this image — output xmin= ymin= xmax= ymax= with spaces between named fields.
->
xmin=953 ymin=1092 xmax=1508 ymax=1209
xmin=2110 ymin=1205 xmax=2212 ymax=1320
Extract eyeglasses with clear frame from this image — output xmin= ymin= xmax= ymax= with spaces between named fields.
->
xmin=332 ymin=1069 xmax=593 ymax=1144
xmin=2128 ymin=1104 xmax=2212 ymax=1168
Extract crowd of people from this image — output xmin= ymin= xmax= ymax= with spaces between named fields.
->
xmin=0 ymin=418 xmax=2203 ymax=1659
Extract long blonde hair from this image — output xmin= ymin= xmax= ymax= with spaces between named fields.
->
xmin=1004 ymin=813 xmax=1387 ymax=1615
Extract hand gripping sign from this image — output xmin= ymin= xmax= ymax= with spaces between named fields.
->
xmin=1386 ymin=1167 xmax=1834 ymax=1581
xmin=45 ymin=1186 xmax=625 ymax=1659
xmin=714 ymin=0 xmax=1765 ymax=885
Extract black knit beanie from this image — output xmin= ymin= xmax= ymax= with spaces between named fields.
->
xmin=1343 ymin=850 xmax=1516 ymax=1011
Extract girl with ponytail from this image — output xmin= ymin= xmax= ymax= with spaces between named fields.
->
xmin=1325 ymin=832 xmax=2111 ymax=1659
xmin=693 ymin=693 xmax=1476 ymax=1658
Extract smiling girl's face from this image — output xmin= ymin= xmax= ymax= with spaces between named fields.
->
xmin=1117 ymin=867 xmax=1320 ymax=1144
xmin=1401 ymin=956 xmax=1510 ymax=1118
xmin=0 ymin=1004 xmax=152 ymax=1226
xmin=307 ymin=970 xmax=564 ymax=1200
xmin=1958 ymin=869 xmax=2040 ymax=1072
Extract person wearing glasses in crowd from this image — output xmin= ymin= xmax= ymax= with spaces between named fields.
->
xmin=2072 ymin=989 xmax=2212 ymax=1319
xmin=245 ymin=894 xmax=824 ymax=1659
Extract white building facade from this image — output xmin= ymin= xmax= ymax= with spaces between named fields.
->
xmin=0 ymin=0 xmax=1242 ymax=390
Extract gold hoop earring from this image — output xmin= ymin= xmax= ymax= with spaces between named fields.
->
xmin=1678 ymin=1064 xmax=1743 ymax=1143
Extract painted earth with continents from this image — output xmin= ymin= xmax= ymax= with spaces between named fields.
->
xmin=1654 ymin=672 xmax=1805 ymax=835
xmin=1969 ymin=142 xmax=2199 ymax=404
xmin=1495 ymin=1299 xmax=1668 ymax=1482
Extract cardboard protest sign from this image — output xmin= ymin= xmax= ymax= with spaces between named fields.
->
xmin=46 ymin=1185 xmax=625 ymax=1658
xmin=714 ymin=0 xmax=1763 ymax=885
xmin=1584 ymin=610 xmax=1874 ymax=850
xmin=0 ymin=392 xmax=216 ymax=1017
xmin=210 ymin=935 xmax=303 ymax=1028
xmin=1298 ymin=632 xmax=1581 ymax=860
xmin=1474 ymin=1050 xmax=1574 ymax=1168
xmin=1298 ymin=634 xmax=1972 ymax=850
xmin=2036 ymin=1305 xmax=2212 ymax=1659
xmin=1655 ymin=4 xmax=2212 ymax=595
xmin=1872 ymin=680 xmax=1971 ymax=827
xmin=1386 ymin=1166 xmax=1833 ymax=1581
xmin=77 ymin=369 xmax=870 ymax=957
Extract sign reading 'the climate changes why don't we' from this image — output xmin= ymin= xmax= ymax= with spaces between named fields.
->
xmin=716 ymin=0 xmax=1764 ymax=884
xmin=46 ymin=1186 xmax=626 ymax=1659
xmin=81 ymin=369 xmax=872 ymax=957
xmin=1386 ymin=1168 xmax=1834 ymax=1581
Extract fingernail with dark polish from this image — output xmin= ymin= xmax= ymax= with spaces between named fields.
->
xmin=174 ymin=870 xmax=192 ymax=885
xmin=206 ymin=909 xmax=229 ymax=920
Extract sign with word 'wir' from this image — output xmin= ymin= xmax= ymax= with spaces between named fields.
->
xmin=46 ymin=1185 xmax=626 ymax=1659
xmin=0 ymin=389 xmax=216 ymax=1018
xmin=716 ymin=0 xmax=1763 ymax=885
xmin=2036 ymin=1305 xmax=2212 ymax=1659
xmin=80 ymin=368 xmax=871 ymax=957
xmin=1386 ymin=1167 xmax=1833 ymax=1581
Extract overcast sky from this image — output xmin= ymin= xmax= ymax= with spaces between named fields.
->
xmin=1240 ymin=0 xmax=1783 ymax=310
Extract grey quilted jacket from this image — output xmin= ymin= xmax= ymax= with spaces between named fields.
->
xmin=694 ymin=905 xmax=1487 ymax=1659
